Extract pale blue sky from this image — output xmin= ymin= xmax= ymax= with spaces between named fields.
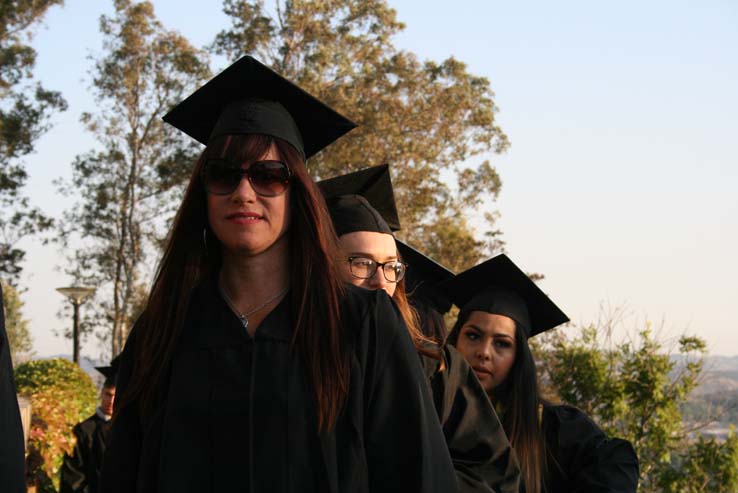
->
xmin=15 ymin=0 xmax=738 ymax=357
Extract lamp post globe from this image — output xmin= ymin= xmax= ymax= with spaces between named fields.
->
xmin=56 ymin=287 xmax=95 ymax=364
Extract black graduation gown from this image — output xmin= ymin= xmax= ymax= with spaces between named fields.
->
xmin=541 ymin=404 xmax=639 ymax=493
xmin=101 ymin=282 xmax=457 ymax=493
xmin=0 ymin=283 xmax=26 ymax=493
xmin=60 ymin=413 xmax=112 ymax=493
xmin=422 ymin=347 xmax=520 ymax=493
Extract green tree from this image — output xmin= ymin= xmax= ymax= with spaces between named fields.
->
xmin=535 ymin=314 xmax=738 ymax=492
xmin=212 ymin=0 xmax=509 ymax=270
xmin=15 ymin=358 xmax=97 ymax=493
xmin=0 ymin=0 xmax=66 ymax=279
xmin=1 ymin=279 xmax=33 ymax=363
xmin=56 ymin=0 xmax=209 ymax=356
xmin=660 ymin=431 xmax=738 ymax=493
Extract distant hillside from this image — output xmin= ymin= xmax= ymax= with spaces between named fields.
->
xmin=671 ymin=354 xmax=738 ymax=372
xmin=674 ymin=355 xmax=738 ymax=439
xmin=670 ymin=354 xmax=738 ymax=396
xmin=701 ymin=355 xmax=738 ymax=373
xmin=692 ymin=372 xmax=738 ymax=396
xmin=690 ymin=356 xmax=738 ymax=397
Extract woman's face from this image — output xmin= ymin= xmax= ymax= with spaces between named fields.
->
xmin=206 ymin=143 xmax=291 ymax=256
xmin=454 ymin=311 xmax=517 ymax=393
xmin=337 ymin=231 xmax=399 ymax=297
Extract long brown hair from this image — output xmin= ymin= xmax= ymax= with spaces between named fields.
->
xmin=393 ymin=277 xmax=443 ymax=362
xmin=119 ymin=134 xmax=348 ymax=430
xmin=448 ymin=312 xmax=546 ymax=493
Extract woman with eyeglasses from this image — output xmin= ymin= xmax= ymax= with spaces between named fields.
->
xmin=319 ymin=167 xmax=521 ymax=493
xmin=100 ymin=56 xmax=457 ymax=493
xmin=327 ymin=194 xmax=434 ymax=355
xmin=444 ymin=255 xmax=639 ymax=493
xmin=317 ymin=165 xmax=449 ymax=353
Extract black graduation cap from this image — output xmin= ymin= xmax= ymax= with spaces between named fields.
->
xmin=95 ymin=355 xmax=120 ymax=387
xmin=396 ymin=240 xmax=454 ymax=314
xmin=318 ymin=164 xmax=401 ymax=235
xmin=441 ymin=254 xmax=569 ymax=338
xmin=163 ymin=55 xmax=357 ymax=159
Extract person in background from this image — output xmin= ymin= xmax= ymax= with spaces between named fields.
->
xmin=60 ymin=358 xmax=119 ymax=493
xmin=395 ymin=239 xmax=454 ymax=342
xmin=0 ymin=283 xmax=27 ymax=492
xmin=319 ymin=165 xmax=520 ymax=493
xmin=101 ymin=56 xmax=457 ymax=493
xmin=444 ymin=254 xmax=639 ymax=493
xmin=318 ymin=165 xmax=453 ymax=345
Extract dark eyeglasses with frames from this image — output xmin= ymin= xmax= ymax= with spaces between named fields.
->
xmin=348 ymin=256 xmax=407 ymax=283
xmin=202 ymin=158 xmax=291 ymax=197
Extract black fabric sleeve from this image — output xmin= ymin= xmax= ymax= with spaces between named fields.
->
xmin=545 ymin=405 xmax=639 ymax=493
xmin=430 ymin=346 xmax=520 ymax=493
xmin=0 ymin=284 xmax=26 ymax=493
xmin=573 ymin=438 xmax=639 ymax=493
xmin=59 ymin=424 xmax=91 ymax=493
xmin=364 ymin=292 xmax=458 ymax=493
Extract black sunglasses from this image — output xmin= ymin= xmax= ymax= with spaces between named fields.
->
xmin=202 ymin=159 xmax=291 ymax=197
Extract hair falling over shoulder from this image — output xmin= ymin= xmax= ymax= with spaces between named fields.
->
xmin=117 ymin=134 xmax=349 ymax=431
xmin=392 ymin=280 xmax=444 ymax=363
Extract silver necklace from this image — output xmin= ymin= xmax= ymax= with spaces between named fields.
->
xmin=219 ymin=281 xmax=289 ymax=330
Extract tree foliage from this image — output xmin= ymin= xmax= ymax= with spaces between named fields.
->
xmin=15 ymin=358 xmax=97 ymax=492
xmin=212 ymin=0 xmax=509 ymax=270
xmin=56 ymin=0 xmax=209 ymax=356
xmin=659 ymin=431 xmax=738 ymax=493
xmin=535 ymin=312 xmax=738 ymax=492
xmin=0 ymin=0 xmax=66 ymax=279
xmin=1 ymin=279 xmax=33 ymax=363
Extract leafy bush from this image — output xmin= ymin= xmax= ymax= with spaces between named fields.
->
xmin=534 ymin=314 xmax=738 ymax=492
xmin=15 ymin=358 xmax=97 ymax=492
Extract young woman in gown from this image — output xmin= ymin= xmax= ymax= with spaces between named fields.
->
xmin=445 ymin=254 xmax=640 ymax=493
xmin=319 ymin=166 xmax=520 ymax=493
xmin=100 ymin=56 xmax=457 ymax=493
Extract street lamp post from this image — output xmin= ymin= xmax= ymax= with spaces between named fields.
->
xmin=56 ymin=286 xmax=95 ymax=364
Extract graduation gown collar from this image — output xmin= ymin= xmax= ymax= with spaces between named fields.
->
xmin=189 ymin=275 xmax=294 ymax=348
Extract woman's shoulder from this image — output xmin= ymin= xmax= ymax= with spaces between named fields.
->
xmin=542 ymin=403 xmax=605 ymax=445
xmin=542 ymin=405 xmax=639 ymax=490
xmin=543 ymin=402 xmax=591 ymax=421
xmin=542 ymin=402 xmax=638 ymax=465
xmin=339 ymin=283 xmax=378 ymax=316
xmin=340 ymin=285 xmax=419 ymax=369
xmin=340 ymin=284 xmax=403 ymax=335
xmin=340 ymin=282 xmax=396 ymax=304
xmin=542 ymin=403 xmax=613 ymax=468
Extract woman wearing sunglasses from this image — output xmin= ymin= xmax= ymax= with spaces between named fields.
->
xmin=318 ymin=167 xmax=520 ymax=493
xmin=101 ymin=56 xmax=457 ymax=493
xmin=444 ymin=255 xmax=639 ymax=493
